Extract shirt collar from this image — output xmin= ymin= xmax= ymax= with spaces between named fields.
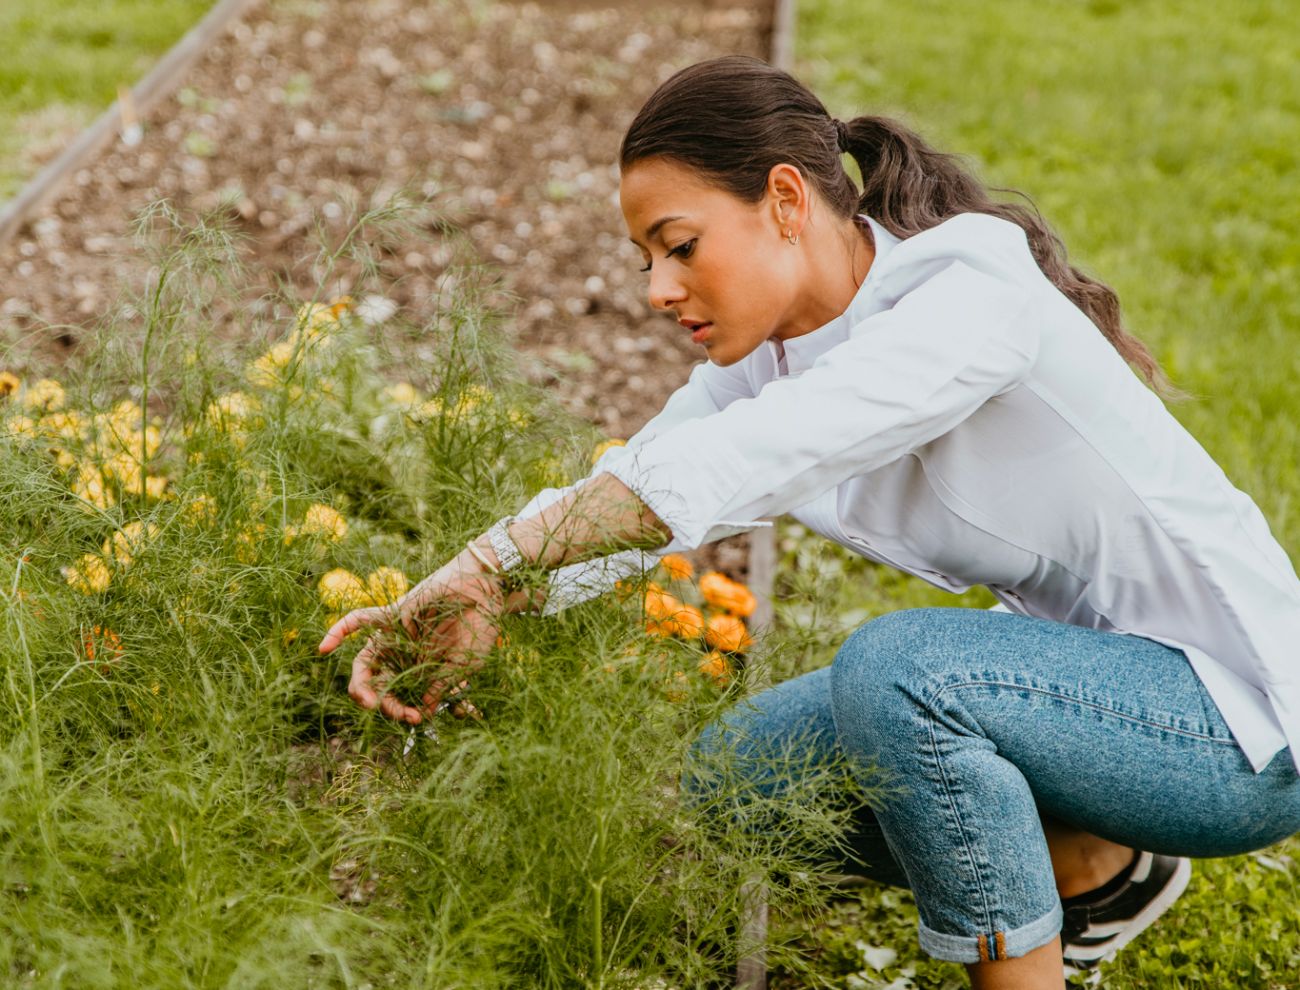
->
xmin=765 ymin=215 xmax=899 ymax=376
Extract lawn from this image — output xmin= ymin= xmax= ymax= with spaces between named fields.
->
xmin=0 ymin=0 xmax=215 ymax=198
xmin=776 ymin=0 xmax=1300 ymax=985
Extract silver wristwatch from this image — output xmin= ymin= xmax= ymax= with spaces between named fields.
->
xmin=486 ymin=516 xmax=525 ymax=573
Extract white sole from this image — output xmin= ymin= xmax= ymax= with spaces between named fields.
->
xmin=1062 ymin=856 xmax=1193 ymax=972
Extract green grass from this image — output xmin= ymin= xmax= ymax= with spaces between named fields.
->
xmin=776 ymin=0 xmax=1300 ymax=984
xmin=0 ymin=0 xmax=215 ymax=197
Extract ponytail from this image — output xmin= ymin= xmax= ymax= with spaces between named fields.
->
xmin=838 ymin=116 xmax=1175 ymax=395
xmin=621 ymin=56 xmax=1177 ymax=397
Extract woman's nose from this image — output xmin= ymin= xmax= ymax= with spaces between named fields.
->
xmin=648 ymin=267 xmax=686 ymax=312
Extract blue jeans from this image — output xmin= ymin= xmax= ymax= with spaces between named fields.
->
xmin=683 ymin=608 xmax=1300 ymax=963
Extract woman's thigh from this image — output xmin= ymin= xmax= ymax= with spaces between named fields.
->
xmin=831 ymin=607 xmax=1300 ymax=858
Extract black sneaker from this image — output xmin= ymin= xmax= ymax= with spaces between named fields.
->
xmin=1060 ymin=851 xmax=1192 ymax=977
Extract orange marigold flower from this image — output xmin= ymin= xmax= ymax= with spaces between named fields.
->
xmin=82 ymin=625 xmax=124 ymax=674
xmin=665 ymin=603 xmax=705 ymax=639
xmin=699 ymin=571 xmax=757 ymax=618
xmin=645 ymin=618 xmax=675 ymax=638
xmin=705 ymin=613 xmax=753 ymax=653
xmin=659 ymin=553 xmax=694 ymax=581
xmin=698 ymin=650 xmax=731 ymax=685
xmin=642 ymin=583 xmax=681 ymax=622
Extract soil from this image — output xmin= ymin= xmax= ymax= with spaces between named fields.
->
xmin=0 ymin=0 xmax=770 ymax=577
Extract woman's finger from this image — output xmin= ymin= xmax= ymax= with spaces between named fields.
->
xmin=348 ymin=638 xmax=383 ymax=709
xmin=319 ymin=605 xmax=392 ymax=654
xmin=379 ymin=689 xmax=422 ymax=725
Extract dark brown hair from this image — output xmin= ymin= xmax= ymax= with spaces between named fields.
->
xmin=620 ymin=55 xmax=1174 ymax=394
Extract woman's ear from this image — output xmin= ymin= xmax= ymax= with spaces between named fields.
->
xmin=765 ymin=162 xmax=810 ymax=238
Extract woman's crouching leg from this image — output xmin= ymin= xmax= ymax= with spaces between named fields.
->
xmin=830 ymin=609 xmax=1064 ymax=965
xmin=681 ymin=665 xmax=908 ymax=887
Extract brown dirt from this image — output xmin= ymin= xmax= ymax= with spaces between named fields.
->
xmin=0 ymin=0 xmax=769 ymax=576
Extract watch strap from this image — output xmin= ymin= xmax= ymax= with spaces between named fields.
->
xmin=486 ymin=517 xmax=525 ymax=573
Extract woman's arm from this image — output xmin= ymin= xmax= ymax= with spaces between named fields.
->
xmin=500 ymin=471 xmax=672 ymax=571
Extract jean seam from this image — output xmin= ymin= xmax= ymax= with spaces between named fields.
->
xmin=926 ymin=677 xmax=1238 ymax=745
xmin=926 ymin=703 xmax=997 ymax=940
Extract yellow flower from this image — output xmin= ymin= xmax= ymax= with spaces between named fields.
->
xmin=318 ymin=568 xmax=373 ymax=611
xmin=144 ymin=475 xmax=168 ymax=500
xmin=294 ymin=296 xmax=352 ymax=340
xmin=303 ymin=503 xmax=347 ymax=540
xmin=530 ymin=454 xmax=567 ymax=487
xmin=63 ymin=553 xmax=111 ymax=594
xmin=110 ymin=399 xmax=141 ymax=430
xmin=102 ymin=521 xmax=160 ymax=567
xmin=247 ymin=340 xmax=299 ymax=388
xmin=21 ymin=378 xmax=64 ymax=413
xmin=104 ymin=453 xmax=143 ymax=491
xmin=49 ymin=446 xmax=77 ymax=470
xmin=0 ymin=371 xmax=20 ymax=399
xmin=285 ymin=503 xmax=348 ymax=544
xmin=366 ymin=566 xmax=409 ymax=605
xmin=281 ymin=628 xmax=301 ymax=648
xmin=410 ymin=397 xmax=444 ymax=422
xmin=42 ymin=410 xmax=84 ymax=441
xmin=383 ymin=382 xmax=420 ymax=407
xmin=659 ymin=553 xmax=695 ymax=581
xmin=183 ymin=493 xmax=217 ymax=527
xmin=441 ymin=385 xmax=492 ymax=422
xmin=205 ymin=392 xmax=260 ymax=430
xmin=591 ymin=438 xmax=627 ymax=464
xmin=6 ymin=415 xmax=38 ymax=439
xmin=234 ymin=523 xmax=268 ymax=564
xmin=73 ymin=465 xmax=114 ymax=511
xmin=144 ymin=424 xmax=162 ymax=457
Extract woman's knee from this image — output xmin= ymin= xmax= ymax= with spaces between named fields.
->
xmin=830 ymin=608 xmax=960 ymax=748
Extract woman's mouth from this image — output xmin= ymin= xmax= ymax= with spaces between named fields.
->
xmin=680 ymin=319 xmax=712 ymax=344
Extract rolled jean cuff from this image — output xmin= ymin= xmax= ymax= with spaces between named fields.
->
xmin=917 ymin=903 xmax=1063 ymax=963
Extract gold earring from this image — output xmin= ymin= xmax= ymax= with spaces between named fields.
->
xmin=786 ymin=230 xmax=799 ymax=245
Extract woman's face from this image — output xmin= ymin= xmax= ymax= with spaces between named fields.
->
xmin=620 ymin=157 xmax=801 ymax=367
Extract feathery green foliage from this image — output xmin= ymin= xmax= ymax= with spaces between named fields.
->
xmin=0 ymin=205 xmax=875 ymax=988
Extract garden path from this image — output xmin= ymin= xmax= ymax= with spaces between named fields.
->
xmin=0 ymin=0 xmax=767 ymax=575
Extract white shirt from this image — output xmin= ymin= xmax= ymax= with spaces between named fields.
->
xmin=520 ymin=212 xmax=1300 ymax=775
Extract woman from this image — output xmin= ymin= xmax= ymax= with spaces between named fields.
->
xmin=319 ymin=56 xmax=1300 ymax=989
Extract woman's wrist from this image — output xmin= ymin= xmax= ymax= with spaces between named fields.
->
xmin=449 ymin=544 xmax=509 ymax=611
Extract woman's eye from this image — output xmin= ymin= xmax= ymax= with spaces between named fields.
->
xmin=638 ymin=238 xmax=696 ymax=273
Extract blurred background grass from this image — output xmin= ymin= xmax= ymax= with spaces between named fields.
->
xmin=0 ymin=0 xmax=215 ymax=198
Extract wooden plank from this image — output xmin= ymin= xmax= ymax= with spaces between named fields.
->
xmin=0 ymin=0 xmax=260 ymax=247
xmin=736 ymin=0 xmax=797 ymax=981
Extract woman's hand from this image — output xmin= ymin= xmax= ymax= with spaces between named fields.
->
xmin=318 ymin=548 xmax=505 ymax=724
